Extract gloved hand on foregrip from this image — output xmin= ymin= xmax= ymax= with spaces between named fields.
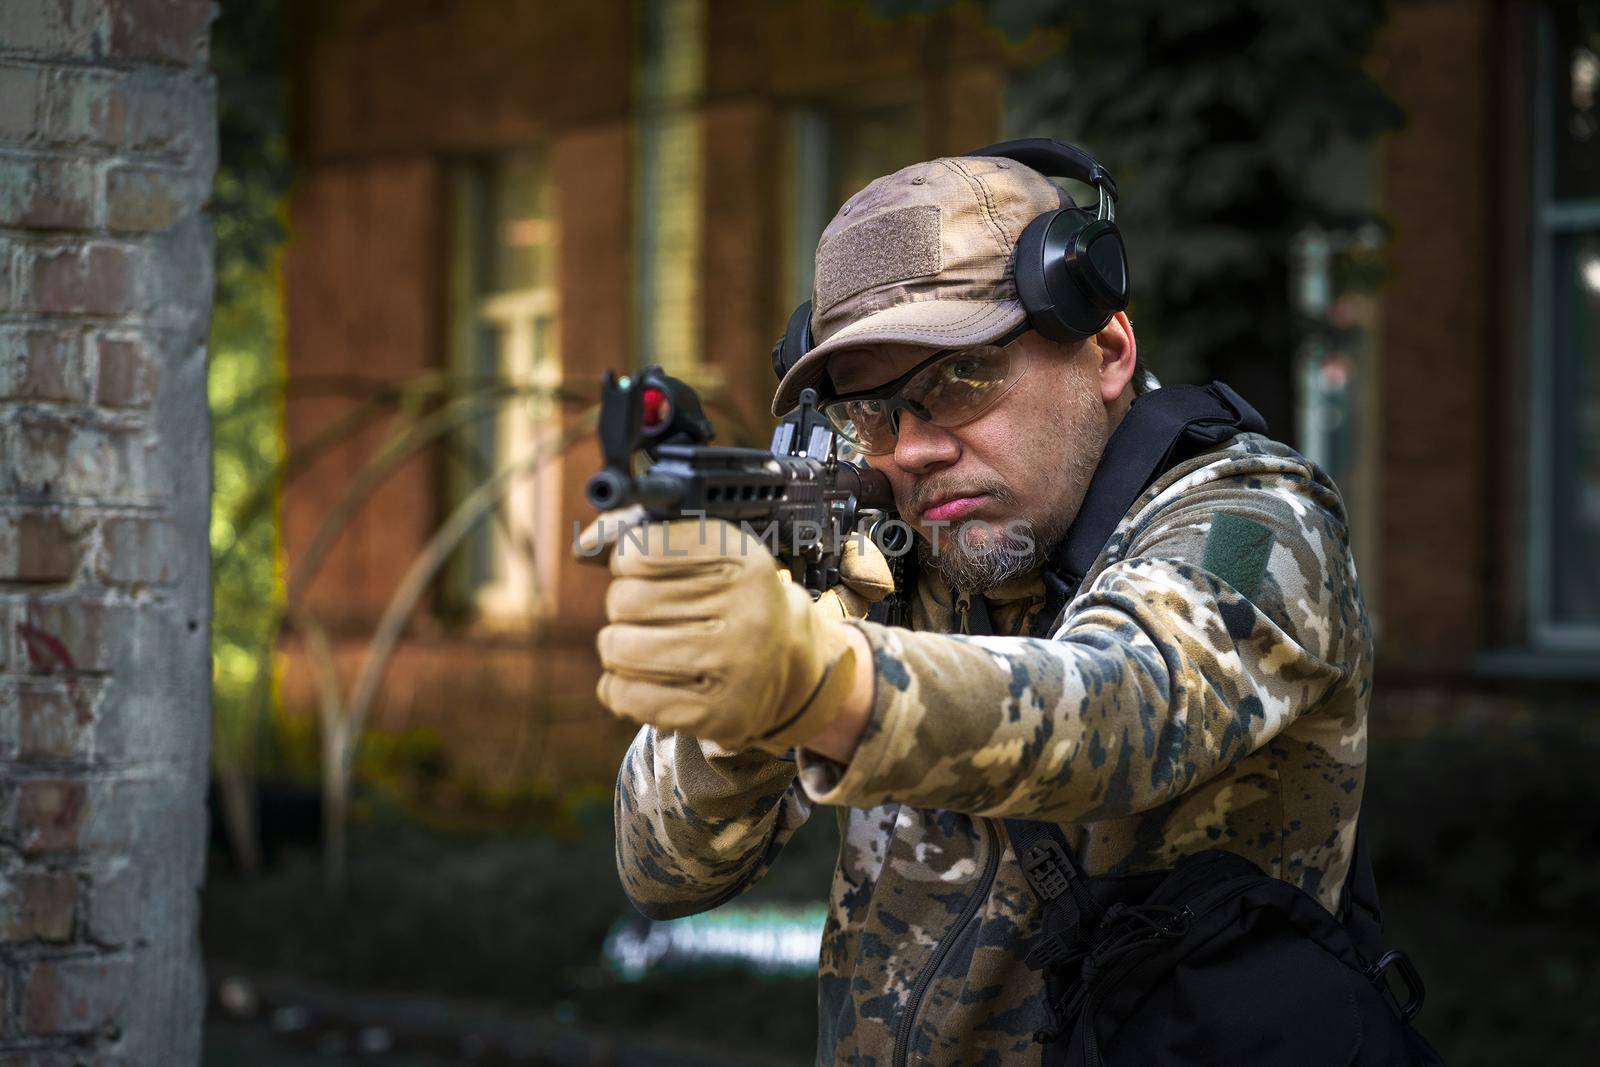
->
xmin=813 ymin=533 xmax=895 ymax=621
xmin=575 ymin=508 xmax=895 ymax=616
xmin=586 ymin=517 xmax=885 ymax=753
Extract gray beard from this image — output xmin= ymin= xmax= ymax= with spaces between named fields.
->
xmin=918 ymin=514 xmax=1069 ymax=595
xmin=910 ymin=370 xmax=1109 ymax=596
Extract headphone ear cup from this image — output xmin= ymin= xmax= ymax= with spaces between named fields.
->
xmin=1067 ymin=219 xmax=1129 ymax=317
xmin=772 ymin=300 xmax=815 ymax=383
xmin=1013 ymin=210 xmax=1064 ymax=340
xmin=1016 ymin=209 xmax=1128 ymax=342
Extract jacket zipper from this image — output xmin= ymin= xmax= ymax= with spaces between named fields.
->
xmin=892 ymin=818 xmax=1000 ymax=1067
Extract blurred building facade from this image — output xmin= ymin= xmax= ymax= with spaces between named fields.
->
xmin=277 ymin=0 xmax=1599 ymax=794
xmin=277 ymin=0 xmax=1035 ymax=789
xmin=1372 ymin=0 xmax=1598 ymax=706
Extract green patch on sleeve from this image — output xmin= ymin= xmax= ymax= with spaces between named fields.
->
xmin=1201 ymin=513 xmax=1273 ymax=600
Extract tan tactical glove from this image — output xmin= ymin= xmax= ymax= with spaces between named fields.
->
xmin=580 ymin=516 xmax=891 ymax=753
xmin=814 ymin=534 xmax=895 ymax=622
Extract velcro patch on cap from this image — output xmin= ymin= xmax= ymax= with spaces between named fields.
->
xmin=815 ymin=204 xmax=941 ymax=315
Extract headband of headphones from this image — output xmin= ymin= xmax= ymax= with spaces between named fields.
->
xmin=771 ymin=138 xmax=1130 ymax=387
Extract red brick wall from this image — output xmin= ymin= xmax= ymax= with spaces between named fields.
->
xmin=702 ymin=99 xmax=784 ymax=438
xmin=282 ymin=158 xmax=444 ymax=627
xmin=290 ymin=0 xmax=634 ymax=161
xmin=704 ymin=0 xmax=1032 ymax=101
xmin=1372 ymin=0 xmax=1499 ymax=670
xmin=552 ymin=122 xmax=631 ymax=628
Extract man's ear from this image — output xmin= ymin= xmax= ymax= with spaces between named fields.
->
xmin=1093 ymin=311 xmax=1137 ymax=403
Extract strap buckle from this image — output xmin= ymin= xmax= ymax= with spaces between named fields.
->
xmin=1366 ymin=949 xmax=1426 ymax=1023
xmin=1022 ymin=840 xmax=1076 ymax=902
xmin=1024 ymin=930 xmax=1080 ymax=970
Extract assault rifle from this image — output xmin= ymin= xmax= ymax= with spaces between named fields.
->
xmin=585 ymin=366 xmax=911 ymax=603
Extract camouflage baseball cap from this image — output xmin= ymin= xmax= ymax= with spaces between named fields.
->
xmin=771 ymin=155 xmax=1072 ymax=416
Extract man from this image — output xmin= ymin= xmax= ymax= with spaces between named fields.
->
xmin=600 ymin=153 xmax=1370 ymax=1065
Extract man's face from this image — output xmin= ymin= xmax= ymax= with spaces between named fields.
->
xmin=828 ymin=319 xmax=1135 ymax=592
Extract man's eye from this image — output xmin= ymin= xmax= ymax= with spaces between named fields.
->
xmin=859 ymin=399 xmax=885 ymax=415
xmin=948 ymin=357 xmax=980 ymax=379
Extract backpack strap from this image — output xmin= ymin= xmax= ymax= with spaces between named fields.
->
xmin=1030 ymin=382 xmax=1267 ymax=637
xmin=1002 ymin=383 xmax=1270 ymax=964
xmin=1339 ymin=814 xmax=1386 ymax=961
xmin=1004 ymin=818 xmax=1106 ymax=969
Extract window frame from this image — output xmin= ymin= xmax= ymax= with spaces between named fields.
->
xmin=1528 ymin=6 xmax=1600 ymax=651
xmin=441 ymin=152 xmax=563 ymax=628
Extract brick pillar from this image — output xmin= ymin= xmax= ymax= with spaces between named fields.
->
xmin=1372 ymin=0 xmax=1494 ymax=668
xmin=0 ymin=2 xmax=216 ymax=1063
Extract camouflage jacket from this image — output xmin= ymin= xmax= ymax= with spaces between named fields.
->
xmin=614 ymin=434 xmax=1372 ymax=1066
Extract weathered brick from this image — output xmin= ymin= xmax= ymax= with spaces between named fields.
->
xmin=37 ymin=68 xmax=208 ymax=157
xmin=106 ymin=0 xmax=213 ymax=66
xmin=0 ymin=681 xmax=16 ymax=757
xmin=95 ymin=517 xmax=174 ymax=587
xmin=85 ymin=863 xmax=138 ymax=947
xmin=0 ymin=155 xmax=95 ymax=230
xmin=40 ymin=69 xmax=126 ymax=149
xmin=0 ymin=2 xmax=213 ymax=1058
xmin=0 ymin=237 xmax=14 ymax=312
xmin=94 ymin=334 xmax=158 ymax=408
xmin=1 ymin=869 xmax=78 ymax=942
xmin=91 ymin=684 xmax=178 ymax=765
xmin=0 ymin=511 xmax=78 ymax=582
xmin=30 ymin=244 xmax=132 ymax=316
xmin=6 ymin=413 xmax=162 ymax=501
xmin=13 ymin=779 xmax=88 ymax=855
xmin=121 ymin=71 xmax=205 ymax=156
xmin=22 ymin=957 xmax=132 ymax=1035
xmin=106 ymin=165 xmax=182 ymax=232
xmin=81 ymin=778 xmax=203 ymax=867
xmin=0 ymin=326 xmax=91 ymax=402
xmin=15 ymin=600 xmax=125 ymax=675
xmin=0 ymin=64 xmax=44 ymax=142
xmin=0 ymin=0 xmax=102 ymax=61
xmin=77 ymin=781 xmax=137 ymax=855
xmin=17 ymin=682 xmax=95 ymax=761
xmin=7 ymin=412 xmax=72 ymax=495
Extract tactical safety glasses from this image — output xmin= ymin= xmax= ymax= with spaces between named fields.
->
xmin=819 ymin=323 xmax=1031 ymax=455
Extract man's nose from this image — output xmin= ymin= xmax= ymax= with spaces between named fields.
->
xmin=891 ymin=410 xmax=960 ymax=474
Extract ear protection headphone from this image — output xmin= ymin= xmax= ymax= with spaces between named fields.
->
xmin=771 ymin=137 xmax=1130 ymax=386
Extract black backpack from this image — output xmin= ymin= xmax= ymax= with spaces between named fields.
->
xmin=985 ymin=384 xmax=1442 ymax=1064
xmin=1005 ymin=818 xmax=1443 ymax=1066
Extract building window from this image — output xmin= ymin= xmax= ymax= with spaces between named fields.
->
xmin=443 ymin=152 xmax=562 ymax=624
xmin=1531 ymin=5 xmax=1600 ymax=647
xmin=784 ymin=95 xmax=926 ymax=313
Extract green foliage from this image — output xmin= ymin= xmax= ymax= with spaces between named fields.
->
xmin=211 ymin=0 xmax=292 ymax=308
xmin=210 ymin=0 xmax=291 ymax=777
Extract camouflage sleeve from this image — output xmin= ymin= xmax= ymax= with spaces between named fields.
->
xmin=794 ymin=453 xmax=1359 ymax=821
xmin=614 ymin=725 xmax=813 ymax=919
